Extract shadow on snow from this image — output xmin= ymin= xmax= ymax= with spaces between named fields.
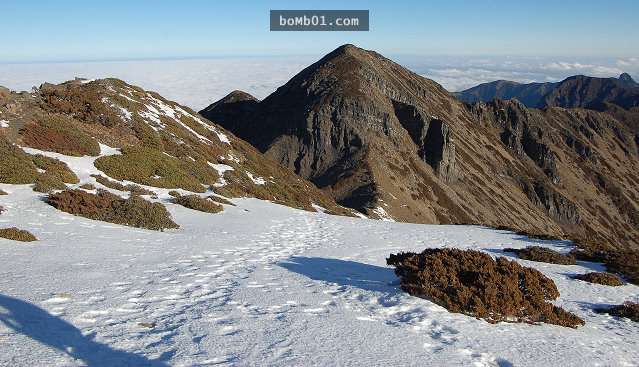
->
xmin=0 ymin=294 xmax=169 ymax=367
xmin=279 ymin=256 xmax=400 ymax=294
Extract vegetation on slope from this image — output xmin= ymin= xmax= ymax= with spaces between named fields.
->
xmin=0 ymin=227 xmax=37 ymax=242
xmin=47 ymin=189 xmax=178 ymax=230
xmin=94 ymin=146 xmax=218 ymax=193
xmin=170 ymin=192 xmax=223 ymax=214
xmin=573 ymin=272 xmax=624 ymax=286
xmin=504 ymin=246 xmax=576 ymax=265
xmin=387 ymin=248 xmax=584 ymax=328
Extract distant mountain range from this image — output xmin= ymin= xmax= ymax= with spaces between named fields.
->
xmin=201 ymin=45 xmax=639 ymax=249
xmin=455 ymin=73 xmax=638 ymax=108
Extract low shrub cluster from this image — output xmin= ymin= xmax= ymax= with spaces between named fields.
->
xmin=91 ymin=174 xmax=155 ymax=195
xmin=0 ymin=189 xmax=7 ymax=195
xmin=47 ymin=189 xmax=178 ymax=230
xmin=0 ymin=138 xmax=38 ymax=184
xmin=387 ymin=248 xmax=584 ymax=328
xmin=573 ymin=272 xmax=624 ymax=286
xmin=94 ymin=146 xmax=217 ymax=193
xmin=31 ymin=154 xmax=78 ymax=184
xmin=208 ymin=195 xmax=235 ymax=206
xmin=21 ymin=114 xmax=100 ymax=156
xmin=595 ymin=302 xmax=639 ymax=322
xmin=33 ymin=172 xmax=67 ymax=193
xmin=0 ymin=227 xmax=37 ymax=242
xmin=504 ymin=246 xmax=576 ymax=265
xmin=172 ymin=193 xmax=223 ymax=214
xmin=79 ymin=183 xmax=96 ymax=190
xmin=571 ymin=245 xmax=639 ymax=286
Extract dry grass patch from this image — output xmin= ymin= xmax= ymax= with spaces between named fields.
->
xmin=94 ymin=146 xmax=217 ymax=193
xmin=0 ymin=227 xmax=37 ymax=242
xmin=387 ymin=248 xmax=584 ymax=328
xmin=573 ymin=272 xmax=624 ymax=286
xmin=504 ymin=246 xmax=576 ymax=265
xmin=47 ymin=189 xmax=178 ymax=230
xmin=172 ymin=193 xmax=223 ymax=214
xmin=595 ymin=302 xmax=639 ymax=322
xmin=79 ymin=183 xmax=96 ymax=190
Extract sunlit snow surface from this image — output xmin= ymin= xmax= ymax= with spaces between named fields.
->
xmin=1 ymin=177 xmax=639 ymax=365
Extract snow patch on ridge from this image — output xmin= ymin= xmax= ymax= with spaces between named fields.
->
xmin=21 ymin=143 xmax=120 ymax=182
xmin=208 ymin=162 xmax=234 ymax=187
xmin=372 ymin=206 xmax=394 ymax=222
xmin=246 ymin=172 xmax=267 ymax=185
xmin=0 ymin=120 xmax=9 ymax=128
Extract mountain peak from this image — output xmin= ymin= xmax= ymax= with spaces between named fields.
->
xmin=332 ymin=43 xmax=364 ymax=55
xmin=318 ymin=44 xmax=378 ymax=65
xmin=619 ymin=72 xmax=636 ymax=84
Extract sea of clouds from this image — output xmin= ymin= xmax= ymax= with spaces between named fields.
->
xmin=1 ymin=56 xmax=637 ymax=110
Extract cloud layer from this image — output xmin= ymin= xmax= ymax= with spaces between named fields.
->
xmin=1 ymin=56 xmax=637 ymax=109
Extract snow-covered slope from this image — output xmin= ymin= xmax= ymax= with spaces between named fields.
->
xmin=1 ymin=180 xmax=638 ymax=366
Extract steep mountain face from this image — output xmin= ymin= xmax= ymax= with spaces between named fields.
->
xmin=201 ymin=44 xmax=639 ymax=249
xmin=0 ymin=78 xmax=353 ymax=215
xmin=455 ymin=74 xmax=639 ymax=128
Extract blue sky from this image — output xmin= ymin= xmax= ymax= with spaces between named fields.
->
xmin=1 ymin=0 xmax=638 ymax=62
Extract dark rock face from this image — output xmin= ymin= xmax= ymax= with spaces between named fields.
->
xmin=199 ymin=90 xmax=259 ymax=135
xmin=392 ymin=101 xmax=457 ymax=182
xmin=525 ymin=181 xmax=580 ymax=225
xmin=619 ymin=73 xmax=637 ymax=86
xmin=200 ymin=45 xmax=639 ymax=250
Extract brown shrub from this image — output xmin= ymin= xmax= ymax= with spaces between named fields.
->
xmin=387 ymin=248 xmax=584 ymax=328
xmin=47 ymin=189 xmax=178 ymax=230
xmin=573 ymin=272 xmax=624 ymax=286
xmin=570 ymin=245 xmax=639 ymax=285
xmin=595 ymin=302 xmax=639 ymax=322
xmin=504 ymin=246 xmax=576 ymax=265
xmin=79 ymin=183 xmax=96 ymax=190
xmin=172 ymin=194 xmax=223 ymax=213
xmin=21 ymin=115 xmax=100 ymax=156
xmin=0 ymin=227 xmax=37 ymax=242
xmin=33 ymin=172 xmax=67 ymax=193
